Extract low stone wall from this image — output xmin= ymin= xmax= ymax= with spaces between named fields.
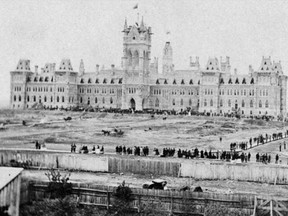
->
xmin=1 ymin=149 xmax=288 ymax=184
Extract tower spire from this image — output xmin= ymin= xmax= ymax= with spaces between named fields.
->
xmin=79 ymin=59 xmax=85 ymax=76
xmin=124 ymin=17 xmax=128 ymax=30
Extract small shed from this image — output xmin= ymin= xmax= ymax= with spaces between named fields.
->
xmin=0 ymin=167 xmax=23 ymax=216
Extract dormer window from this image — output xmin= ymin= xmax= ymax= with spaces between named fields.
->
xmin=133 ymin=37 xmax=136 ymax=40
xmin=242 ymin=78 xmax=246 ymax=84
xmin=228 ymin=78 xmax=232 ymax=84
xmin=250 ymin=78 xmax=254 ymax=84
xmin=189 ymin=79 xmax=193 ymax=85
xmin=206 ymin=67 xmax=209 ymax=70
xmin=103 ymin=78 xmax=107 ymax=84
xmin=210 ymin=62 xmax=212 ymax=65
xmin=80 ymin=78 xmax=84 ymax=84
xmin=111 ymin=79 xmax=114 ymax=84
xmin=264 ymin=61 xmax=266 ymax=65
xmin=173 ymin=79 xmax=176 ymax=85
xmin=181 ymin=79 xmax=185 ymax=85
xmin=220 ymin=78 xmax=224 ymax=84
xmin=266 ymin=67 xmax=269 ymax=70
xmin=88 ymin=78 xmax=91 ymax=83
xmin=261 ymin=67 xmax=263 ymax=70
xmin=164 ymin=79 xmax=168 ymax=84
xmin=119 ymin=78 xmax=122 ymax=84
xmin=235 ymin=78 xmax=239 ymax=84
xmin=156 ymin=79 xmax=160 ymax=84
xmin=95 ymin=79 xmax=99 ymax=84
xmin=211 ymin=67 xmax=214 ymax=70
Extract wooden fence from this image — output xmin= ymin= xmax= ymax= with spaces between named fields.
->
xmin=2 ymin=149 xmax=288 ymax=184
xmin=21 ymin=180 xmax=255 ymax=215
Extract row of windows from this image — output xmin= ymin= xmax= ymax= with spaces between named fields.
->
xmin=27 ymin=86 xmax=52 ymax=92
xmin=128 ymin=88 xmax=136 ymax=94
xmin=79 ymin=88 xmax=118 ymax=94
xmin=58 ymin=87 xmax=65 ymax=92
xmin=171 ymin=89 xmax=198 ymax=95
xmin=79 ymin=97 xmax=114 ymax=105
xmin=80 ymin=78 xmax=123 ymax=84
xmin=156 ymin=79 xmax=200 ymax=85
xmin=14 ymin=86 xmax=22 ymax=92
xmin=220 ymin=78 xmax=254 ymax=85
xmin=219 ymin=89 xmax=269 ymax=97
xmin=27 ymin=77 xmax=53 ymax=82
xmin=204 ymin=99 xmax=269 ymax=108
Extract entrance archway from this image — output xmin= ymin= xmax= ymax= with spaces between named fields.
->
xmin=130 ymin=98 xmax=136 ymax=110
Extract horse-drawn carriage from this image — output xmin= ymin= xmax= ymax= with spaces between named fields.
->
xmin=101 ymin=128 xmax=124 ymax=136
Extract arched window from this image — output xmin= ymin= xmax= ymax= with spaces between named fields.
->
xmin=228 ymin=99 xmax=231 ymax=107
xmin=62 ymin=96 xmax=65 ymax=103
xmin=242 ymin=100 xmax=245 ymax=107
xmin=164 ymin=79 xmax=168 ymax=84
xmin=189 ymin=79 xmax=193 ymax=85
xmin=14 ymin=95 xmax=16 ymax=101
xmin=156 ymin=79 xmax=160 ymax=84
xmin=119 ymin=78 xmax=122 ymax=84
xmin=250 ymin=100 xmax=253 ymax=107
xmin=172 ymin=99 xmax=175 ymax=106
xmin=128 ymin=50 xmax=132 ymax=66
xmin=51 ymin=77 xmax=54 ymax=82
xmin=95 ymin=78 xmax=99 ymax=84
xmin=27 ymin=96 xmax=30 ymax=102
xmin=189 ymin=99 xmax=192 ymax=106
xmin=155 ymin=98 xmax=159 ymax=107
xmin=235 ymin=78 xmax=239 ymax=84
xmin=102 ymin=97 xmax=105 ymax=104
xmin=103 ymin=79 xmax=107 ymax=84
xmin=80 ymin=78 xmax=84 ymax=84
xmin=19 ymin=95 xmax=21 ymax=102
xmin=228 ymin=78 xmax=232 ymax=84
xmin=210 ymin=99 xmax=213 ymax=107
xmin=34 ymin=77 xmax=38 ymax=82
xmin=265 ymin=100 xmax=269 ymax=108
xmin=173 ymin=79 xmax=177 ymax=85
xmin=242 ymin=78 xmax=246 ymax=84
xmin=33 ymin=96 xmax=36 ymax=102
xmin=220 ymin=99 xmax=223 ymax=107
xmin=57 ymin=96 xmax=59 ymax=102
xmin=220 ymin=78 xmax=224 ymax=84
xmin=204 ymin=99 xmax=207 ymax=107
xmin=39 ymin=77 xmax=43 ymax=82
xmin=95 ymin=97 xmax=98 ymax=103
xmin=180 ymin=99 xmax=183 ymax=106
xmin=88 ymin=78 xmax=91 ymax=83
xmin=250 ymin=78 xmax=254 ymax=84
xmin=111 ymin=79 xmax=114 ymax=84
xmin=181 ymin=79 xmax=185 ymax=85
xmin=198 ymin=80 xmax=200 ymax=85
xmin=51 ymin=96 xmax=53 ymax=102
xmin=44 ymin=96 xmax=47 ymax=102
xmin=134 ymin=50 xmax=139 ymax=66
xmin=27 ymin=77 xmax=31 ymax=82
xmin=45 ymin=77 xmax=49 ymax=82
xmin=110 ymin=97 xmax=113 ymax=104
xmin=259 ymin=100 xmax=262 ymax=108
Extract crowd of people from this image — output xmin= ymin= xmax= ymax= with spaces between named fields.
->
xmin=115 ymin=145 xmax=149 ymax=156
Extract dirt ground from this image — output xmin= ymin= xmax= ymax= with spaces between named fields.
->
xmin=3 ymin=109 xmax=288 ymax=197
xmin=1 ymin=109 xmax=288 ymax=161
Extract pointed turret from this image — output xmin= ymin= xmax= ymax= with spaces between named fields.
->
xmin=140 ymin=16 xmax=145 ymax=32
xmin=123 ymin=18 xmax=128 ymax=32
xmin=79 ymin=59 xmax=85 ymax=76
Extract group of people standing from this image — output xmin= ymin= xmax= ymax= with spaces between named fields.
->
xmin=115 ymin=145 xmax=149 ymax=156
xmin=70 ymin=143 xmax=104 ymax=154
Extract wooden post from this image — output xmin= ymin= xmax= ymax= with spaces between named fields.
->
xmin=270 ymin=200 xmax=273 ymax=216
xmin=253 ymin=196 xmax=257 ymax=216
xmin=107 ymin=186 xmax=110 ymax=210
xmin=170 ymin=190 xmax=173 ymax=215
xmin=138 ymin=195 xmax=141 ymax=213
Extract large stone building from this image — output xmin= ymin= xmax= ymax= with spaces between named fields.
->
xmin=10 ymin=18 xmax=288 ymax=118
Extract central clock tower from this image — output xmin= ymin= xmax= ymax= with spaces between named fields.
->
xmin=121 ymin=18 xmax=152 ymax=110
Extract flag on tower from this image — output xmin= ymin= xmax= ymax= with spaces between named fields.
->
xmin=133 ymin=3 xmax=138 ymax=9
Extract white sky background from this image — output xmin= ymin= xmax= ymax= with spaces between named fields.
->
xmin=1 ymin=0 xmax=288 ymax=107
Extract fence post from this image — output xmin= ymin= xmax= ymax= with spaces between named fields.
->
xmin=107 ymin=186 xmax=110 ymax=210
xmin=138 ymin=195 xmax=141 ymax=213
xmin=170 ymin=190 xmax=173 ymax=215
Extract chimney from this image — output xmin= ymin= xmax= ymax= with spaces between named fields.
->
xmin=249 ymin=65 xmax=253 ymax=73
xmin=35 ymin=65 xmax=38 ymax=74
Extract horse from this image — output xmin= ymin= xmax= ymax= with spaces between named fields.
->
xmin=102 ymin=130 xmax=111 ymax=136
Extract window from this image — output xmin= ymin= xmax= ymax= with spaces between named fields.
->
xmin=235 ymin=78 xmax=239 ymax=84
xmin=103 ymin=79 xmax=107 ymax=84
xmin=189 ymin=79 xmax=193 ymax=85
xmin=189 ymin=99 xmax=192 ymax=106
xmin=39 ymin=77 xmax=43 ymax=82
xmin=228 ymin=78 xmax=232 ymax=84
xmin=242 ymin=100 xmax=245 ymax=107
xmin=265 ymin=100 xmax=269 ymax=108
xmin=156 ymin=79 xmax=160 ymax=84
xmin=14 ymin=95 xmax=16 ymax=101
xmin=210 ymin=99 xmax=213 ymax=107
xmin=34 ymin=96 xmax=36 ymax=102
xmin=80 ymin=78 xmax=84 ymax=84
xmin=172 ymin=99 xmax=175 ymax=106
xmin=181 ymin=79 xmax=185 ymax=85
xmin=173 ymin=79 xmax=176 ymax=85
xmin=18 ymin=95 xmax=21 ymax=102
xmin=220 ymin=99 xmax=223 ymax=107
xmin=250 ymin=78 xmax=254 ymax=84
xmin=88 ymin=78 xmax=91 ymax=83
xmin=57 ymin=96 xmax=59 ymax=102
xmin=111 ymin=79 xmax=114 ymax=84
xmin=164 ymin=79 xmax=168 ymax=84
xmin=242 ymin=78 xmax=246 ymax=84
xmin=95 ymin=97 xmax=98 ymax=103
xmin=228 ymin=99 xmax=231 ymax=107
xmin=62 ymin=96 xmax=64 ymax=103
xmin=80 ymin=97 xmax=83 ymax=103
xmin=220 ymin=78 xmax=224 ymax=84
xmin=27 ymin=96 xmax=30 ymax=102
xmin=119 ymin=78 xmax=122 ymax=84
xmin=95 ymin=79 xmax=99 ymax=84
xmin=155 ymin=98 xmax=159 ymax=107
xmin=51 ymin=96 xmax=53 ymax=102
xmin=259 ymin=100 xmax=262 ymax=108
xmin=110 ymin=97 xmax=113 ymax=104
xmin=34 ymin=77 xmax=38 ymax=82
xmin=102 ymin=97 xmax=105 ymax=104
xmin=250 ymin=100 xmax=253 ymax=108
xmin=204 ymin=99 xmax=207 ymax=107
xmin=180 ymin=99 xmax=183 ymax=106
xmin=44 ymin=96 xmax=47 ymax=102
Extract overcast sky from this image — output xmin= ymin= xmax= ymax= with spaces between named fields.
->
xmin=1 ymin=0 xmax=288 ymax=107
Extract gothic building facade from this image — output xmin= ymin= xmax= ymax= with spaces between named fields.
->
xmin=10 ymin=18 xmax=288 ymax=117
